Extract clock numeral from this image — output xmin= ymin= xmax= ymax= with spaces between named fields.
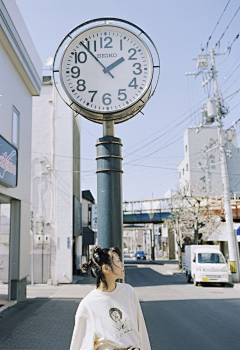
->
xmin=100 ymin=37 xmax=113 ymax=49
xmin=120 ymin=39 xmax=123 ymax=51
xmin=77 ymin=79 xmax=86 ymax=91
xmin=102 ymin=93 xmax=112 ymax=105
xmin=71 ymin=66 xmax=80 ymax=78
xmin=128 ymin=78 xmax=138 ymax=89
xmin=128 ymin=48 xmax=137 ymax=60
xmin=88 ymin=90 xmax=97 ymax=102
xmin=118 ymin=89 xmax=127 ymax=101
xmin=104 ymin=37 xmax=113 ymax=48
xmin=133 ymin=63 xmax=142 ymax=75
xmin=75 ymin=51 xmax=87 ymax=64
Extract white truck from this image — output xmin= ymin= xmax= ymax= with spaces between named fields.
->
xmin=185 ymin=245 xmax=228 ymax=286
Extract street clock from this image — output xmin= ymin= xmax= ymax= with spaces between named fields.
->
xmin=53 ymin=18 xmax=160 ymax=124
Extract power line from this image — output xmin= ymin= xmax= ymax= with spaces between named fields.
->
xmin=220 ymin=63 xmax=240 ymax=87
xmin=123 ymin=97 xmax=206 ymax=154
xmin=202 ymin=0 xmax=231 ymax=51
xmin=228 ymin=29 xmax=240 ymax=53
xmin=223 ymin=74 xmax=240 ymax=94
xmin=215 ymin=5 xmax=240 ymax=48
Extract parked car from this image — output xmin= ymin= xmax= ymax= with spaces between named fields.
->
xmin=129 ymin=250 xmax=135 ymax=258
xmin=124 ymin=248 xmax=128 ymax=255
xmin=135 ymin=250 xmax=146 ymax=260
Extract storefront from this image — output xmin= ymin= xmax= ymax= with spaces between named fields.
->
xmin=0 ymin=0 xmax=41 ymax=301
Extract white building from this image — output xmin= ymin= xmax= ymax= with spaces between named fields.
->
xmin=0 ymin=0 xmax=42 ymax=300
xmin=31 ymin=76 xmax=82 ymax=284
xmin=178 ymin=126 xmax=240 ymax=196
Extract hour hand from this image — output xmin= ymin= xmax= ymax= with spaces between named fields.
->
xmin=103 ymin=57 xmax=125 ymax=74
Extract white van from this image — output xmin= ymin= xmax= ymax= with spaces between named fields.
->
xmin=185 ymin=245 xmax=228 ymax=286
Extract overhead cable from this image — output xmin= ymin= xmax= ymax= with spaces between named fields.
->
xmin=202 ymin=0 xmax=231 ymax=51
xmin=228 ymin=30 xmax=240 ymax=52
xmin=215 ymin=5 xmax=240 ymax=48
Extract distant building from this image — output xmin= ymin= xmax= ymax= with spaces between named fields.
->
xmin=0 ymin=0 xmax=42 ymax=300
xmin=178 ymin=126 xmax=240 ymax=197
xmin=31 ymin=76 xmax=82 ymax=284
xmin=81 ymin=190 xmax=96 ymax=263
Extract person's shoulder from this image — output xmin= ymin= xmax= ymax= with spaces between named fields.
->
xmin=77 ymin=289 xmax=98 ymax=309
xmin=118 ymin=282 xmax=134 ymax=293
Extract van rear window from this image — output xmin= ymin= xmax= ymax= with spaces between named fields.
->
xmin=198 ymin=253 xmax=225 ymax=264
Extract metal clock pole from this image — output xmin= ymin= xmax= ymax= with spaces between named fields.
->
xmin=53 ymin=17 xmax=160 ymax=258
xmin=96 ymin=120 xmax=123 ymax=252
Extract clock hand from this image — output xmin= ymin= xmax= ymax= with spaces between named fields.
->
xmin=103 ymin=57 xmax=125 ymax=74
xmin=80 ymin=42 xmax=114 ymax=78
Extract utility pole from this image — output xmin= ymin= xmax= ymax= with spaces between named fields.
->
xmin=209 ymin=48 xmax=239 ymax=282
xmin=187 ymin=47 xmax=239 ymax=282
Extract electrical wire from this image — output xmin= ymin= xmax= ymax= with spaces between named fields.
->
xmin=228 ymin=30 xmax=240 ymax=53
xmin=202 ymin=0 xmax=231 ymax=51
xmin=223 ymin=74 xmax=240 ymax=94
xmin=220 ymin=63 xmax=240 ymax=87
xmin=215 ymin=5 xmax=240 ymax=48
xmin=224 ymin=88 xmax=240 ymax=100
xmin=123 ymin=97 xmax=206 ymax=154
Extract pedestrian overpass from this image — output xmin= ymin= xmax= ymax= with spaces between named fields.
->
xmin=123 ymin=198 xmax=172 ymax=224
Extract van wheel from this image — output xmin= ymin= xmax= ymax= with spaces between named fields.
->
xmin=187 ymin=273 xmax=191 ymax=283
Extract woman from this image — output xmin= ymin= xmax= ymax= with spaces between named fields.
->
xmin=70 ymin=246 xmax=151 ymax=350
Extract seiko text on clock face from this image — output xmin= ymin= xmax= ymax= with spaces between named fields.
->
xmin=60 ymin=25 xmax=153 ymax=114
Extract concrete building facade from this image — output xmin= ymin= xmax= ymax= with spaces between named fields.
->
xmin=31 ymin=77 xmax=82 ymax=284
xmin=178 ymin=126 xmax=240 ymax=197
xmin=0 ymin=0 xmax=42 ymax=300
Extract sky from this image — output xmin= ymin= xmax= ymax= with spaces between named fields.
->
xmin=16 ymin=0 xmax=240 ymax=202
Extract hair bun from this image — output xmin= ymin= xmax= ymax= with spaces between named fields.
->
xmin=93 ymin=245 xmax=102 ymax=255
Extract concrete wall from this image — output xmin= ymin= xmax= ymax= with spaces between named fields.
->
xmin=178 ymin=127 xmax=240 ymax=196
xmin=32 ymin=82 xmax=81 ymax=284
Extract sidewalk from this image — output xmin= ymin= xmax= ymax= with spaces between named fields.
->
xmin=0 ymin=274 xmax=95 ymax=350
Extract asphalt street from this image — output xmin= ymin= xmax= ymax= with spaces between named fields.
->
xmin=0 ymin=258 xmax=240 ymax=350
xmin=125 ymin=259 xmax=240 ymax=350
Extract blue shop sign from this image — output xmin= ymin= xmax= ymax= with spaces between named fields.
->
xmin=0 ymin=135 xmax=18 ymax=187
xmin=237 ymin=227 xmax=240 ymax=236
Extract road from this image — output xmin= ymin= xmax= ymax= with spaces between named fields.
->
xmin=124 ymin=258 xmax=240 ymax=350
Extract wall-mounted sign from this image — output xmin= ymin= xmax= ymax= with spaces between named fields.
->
xmin=91 ymin=204 xmax=98 ymax=230
xmin=0 ymin=135 xmax=18 ymax=187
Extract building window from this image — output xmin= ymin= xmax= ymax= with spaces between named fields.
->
xmin=183 ymin=168 xmax=184 ymax=176
xmin=185 ymin=145 xmax=187 ymax=153
xmin=12 ymin=106 xmax=19 ymax=147
xmin=179 ymin=172 xmax=181 ymax=179
xmin=186 ymin=164 xmax=188 ymax=171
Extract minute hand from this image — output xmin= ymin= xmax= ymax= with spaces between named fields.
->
xmin=80 ymin=42 xmax=114 ymax=78
xmin=103 ymin=57 xmax=125 ymax=74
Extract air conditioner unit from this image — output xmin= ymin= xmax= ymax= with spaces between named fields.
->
xmin=42 ymin=76 xmax=53 ymax=85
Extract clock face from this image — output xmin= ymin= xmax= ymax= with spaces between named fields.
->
xmin=60 ymin=24 xmax=153 ymax=116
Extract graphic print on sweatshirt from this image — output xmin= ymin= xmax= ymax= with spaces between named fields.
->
xmin=109 ymin=307 xmax=133 ymax=340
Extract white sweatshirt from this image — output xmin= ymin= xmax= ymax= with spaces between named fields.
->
xmin=70 ymin=283 xmax=151 ymax=350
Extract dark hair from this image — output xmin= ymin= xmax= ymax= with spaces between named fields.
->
xmin=109 ymin=307 xmax=122 ymax=320
xmin=82 ymin=246 xmax=122 ymax=289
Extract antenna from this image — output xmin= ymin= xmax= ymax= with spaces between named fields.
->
xmin=44 ymin=57 xmax=53 ymax=67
